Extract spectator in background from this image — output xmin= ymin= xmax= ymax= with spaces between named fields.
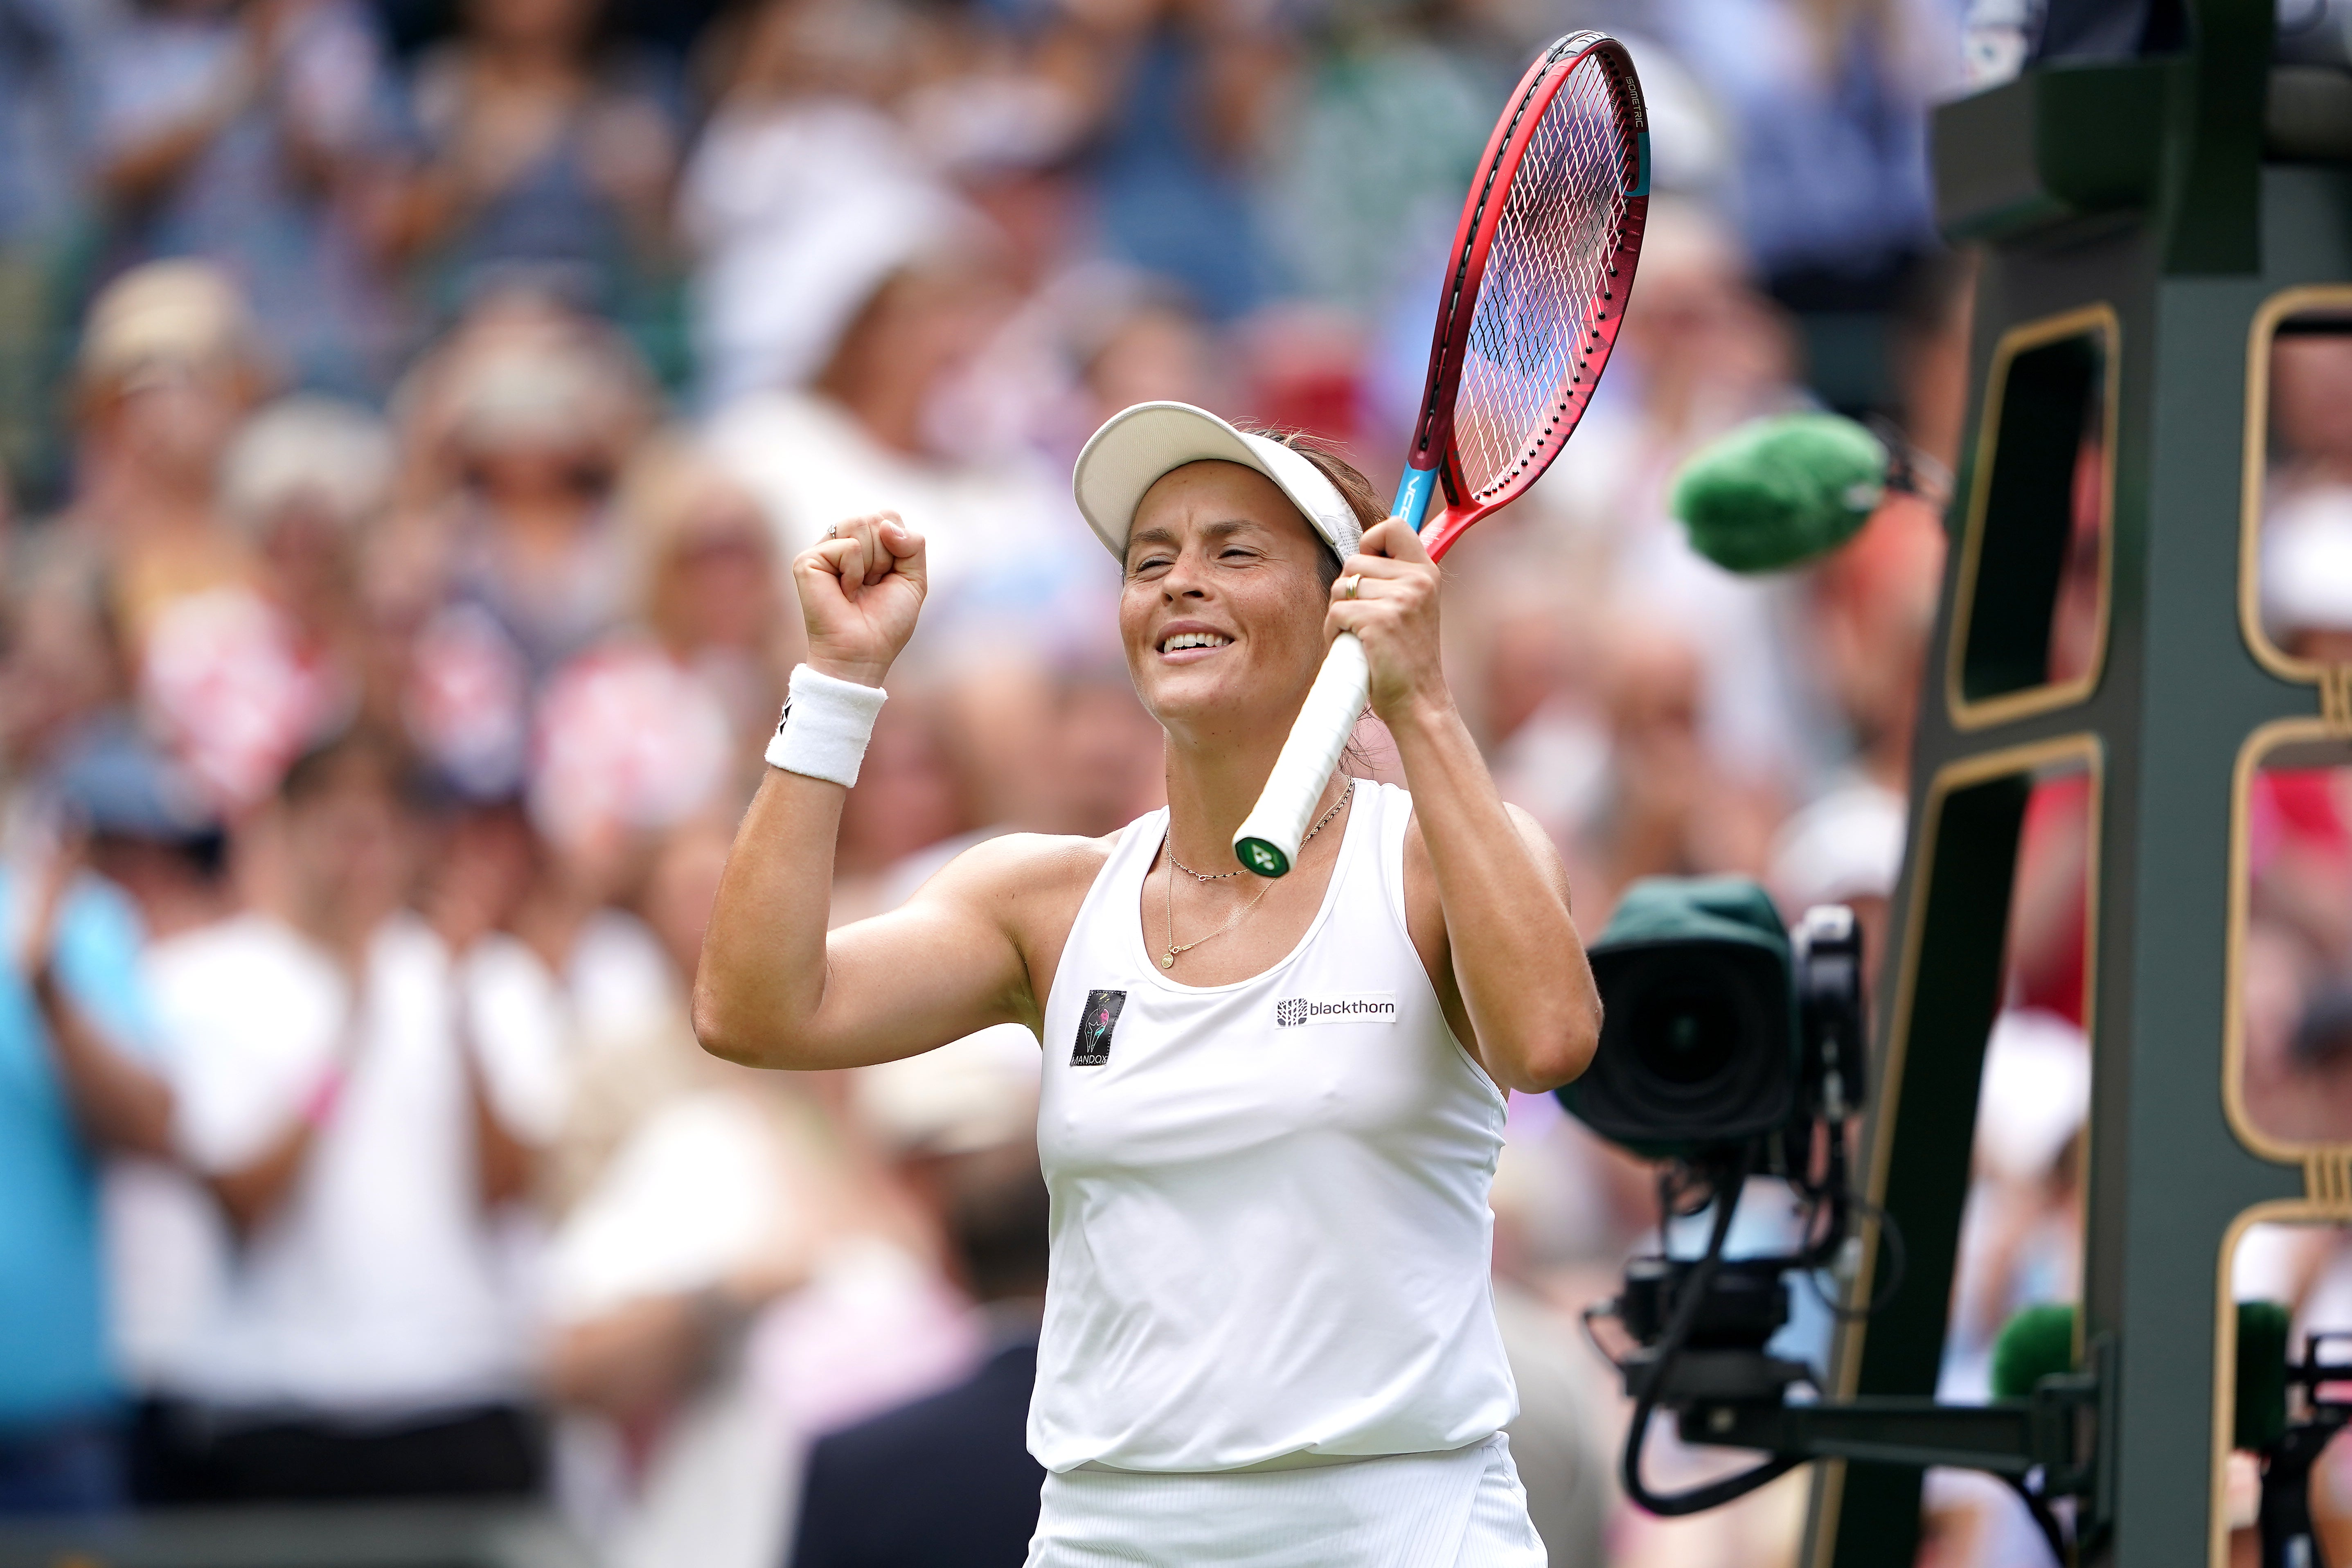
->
xmin=529 ymin=435 xmax=794 ymax=856
xmin=679 ymin=0 xmax=964 ymax=407
xmin=1655 ymin=0 xmax=1960 ymax=386
xmin=65 ymin=723 xmax=243 ymax=1428
xmin=136 ymin=729 xmax=563 ymax=1504
xmin=1039 ymin=0 xmax=1289 ymax=320
xmin=2269 ymin=330 xmax=2352 ymax=489
xmin=0 ymin=0 xmax=106 ymax=496
xmin=0 ymin=541 xmax=128 ymax=800
xmin=0 ymin=816 xmax=172 ymax=1514
xmin=62 ymin=262 xmax=270 ymax=660
xmin=1769 ymin=495 xmax=1944 ymax=960
xmin=1583 ymin=617 xmax=1779 ymax=909
xmin=385 ymin=0 xmax=682 ymax=362
xmin=703 ymin=246 xmax=1063 ymax=651
xmin=1260 ymin=0 xmax=1506 ymax=323
xmin=140 ymin=394 xmax=391 ymax=814
xmin=90 ymin=0 xmax=407 ymax=397
xmin=789 ymin=1133 xmax=1052 ymax=1568
xmin=394 ymin=295 xmax=653 ymax=799
xmin=542 ymin=821 xmax=976 ymax=1568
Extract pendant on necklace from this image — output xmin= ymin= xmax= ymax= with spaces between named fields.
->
xmin=1160 ymin=952 xmax=1176 ymax=969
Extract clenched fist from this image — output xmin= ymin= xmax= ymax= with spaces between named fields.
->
xmin=793 ymin=513 xmax=926 ymax=688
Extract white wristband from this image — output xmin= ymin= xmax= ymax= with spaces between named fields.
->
xmin=765 ymin=665 xmax=887 ymax=788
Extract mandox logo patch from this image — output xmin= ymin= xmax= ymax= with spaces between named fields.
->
xmin=1275 ymin=993 xmax=1398 ymax=1028
xmin=1072 ymin=989 xmax=1126 ymax=1066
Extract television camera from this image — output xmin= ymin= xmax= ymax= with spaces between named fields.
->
xmin=1559 ymin=878 xmax=2108 ymax=1554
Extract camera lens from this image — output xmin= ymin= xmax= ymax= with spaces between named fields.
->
xmin=1562 ymin=933 xmax=1797 ymax=1154
xmin=1630 ymin=970 xmax=1742 ymax=1086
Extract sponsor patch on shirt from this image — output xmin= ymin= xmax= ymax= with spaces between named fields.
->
xmin=1275 ymin=992 xmax=1398 ymax=1028
xmin=1073 ymin=989 xmax=1127 ymax=1065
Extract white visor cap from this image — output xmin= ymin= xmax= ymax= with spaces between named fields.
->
xmin=1073 ymin=401 xmax=1365 ymax=567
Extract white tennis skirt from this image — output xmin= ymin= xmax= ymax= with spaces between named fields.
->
xmin=1023 ymin=1433 xmax=1547 ymax=1568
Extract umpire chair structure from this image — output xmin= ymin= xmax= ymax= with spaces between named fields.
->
xmin=1801 ymin=0 xmax=2352 ymax=1559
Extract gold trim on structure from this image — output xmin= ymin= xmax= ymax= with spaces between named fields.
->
xmin=2212 ymin=719 xmax=2352 ymax=1562
xmin=2240 ymin=287 xmax=2352 ymax=685
xmin=1806 ymin=732 xmax=2104 ymax=1568
xmin=2221 ymin=719 xmax=2352 ymax=1163
xmin=2209 ymin=1201 xmax=2352 ymax=1568
xmin=1944 ymin=304 xmax=2121 ymax=732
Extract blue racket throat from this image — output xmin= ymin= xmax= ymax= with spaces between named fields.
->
xmin=1393 ymin=466 xmax=1440 ymax=532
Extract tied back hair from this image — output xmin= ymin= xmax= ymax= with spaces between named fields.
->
xmin=1235 ymin=423 xmax=1386 ymax=591
xmin=1234 ymin=424 xmax=1389 ymax=778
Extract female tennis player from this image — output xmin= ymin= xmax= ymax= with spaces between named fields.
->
xmin=696 ymin=401 xmax=1602 ymax=1566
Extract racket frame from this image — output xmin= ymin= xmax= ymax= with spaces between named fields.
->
xmin=1399 ymin=29 xmax=1651 ymax=557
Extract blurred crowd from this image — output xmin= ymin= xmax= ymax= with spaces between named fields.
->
xmin=0 ymin=0 xmax=2054 ymax=1563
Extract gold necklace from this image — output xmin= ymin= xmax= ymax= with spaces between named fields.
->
xmin=1159 ymin=780 xmax=1354 ymax=971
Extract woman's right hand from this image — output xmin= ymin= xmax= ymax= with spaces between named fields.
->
xmin=793 ymin=513 xmax=926 ymax=688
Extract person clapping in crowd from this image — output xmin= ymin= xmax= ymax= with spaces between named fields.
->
xmin=133 ymin=730 xmax=561 ymax=1503
xmin=0 ymin=823 xmax=171 ymax=1515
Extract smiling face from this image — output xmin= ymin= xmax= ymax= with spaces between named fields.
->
xmin=1118 ymin=460 xmax=1336 ymax=741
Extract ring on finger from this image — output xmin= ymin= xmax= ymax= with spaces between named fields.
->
xmin=823 ymin=524 xmax=838 ymax=539
xmin=1340 ymin=574 xmax=1362 ymax=599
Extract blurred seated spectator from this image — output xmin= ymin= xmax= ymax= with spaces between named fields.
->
xmin=139 ymin=394 xmax=391 ymax=814
xmin=1941 ymin=1007 xmax=2090 ymax=1402
xmin=680 ymin=0 xmax=965 ymax=407
xmin=2007 ymin=772 xmax=2091 ymax=1030
xmin=1501 ymin=200 xmax=1820 ymax=802
xmin=63 ymin=262 xmax=270 ymax=658
xmin=394 ymin=296 xmax=654 ymax=798
xmin=90 ymin=0 xmax=407 ymax=396
xmin=2269 ymin=331 xmax=2352 ymax=491
xmin=1769 ymin=496 xmax=1944 ymax=960
xmin=134 ymin=729 xmax=564 ymax=1504
xmin=2241 ymin=757 xmax=2352 ymax=1145
xmin=1259 ymin=7 xmax=1500 ymax=323
xmin=63 ymin=720 xmax=241 ymax=1420
xmin=541 ymin=822 xmax=980 ymax=1568
xmin=1582 ymin=617 xmax=1779 ymax=910
xmin=529 ymin=436 xmax=794 ymax=856
xmin=1033 ymin=0 xmax=1286 ymax=320
xmin=704 ymin=246 xmax=1068 ymax=660
xmin=0 ymin=768 xmax=171 ymax=1514
xmin=383 ymin=0 xmax=680 ymax=351
xmin=1654 ymin=0 xmax=1959 ymax=364
xmin=1485 ymin=1109 xmax=1614 ymax=1567
xmin=0 ymin=541 xmax=131 ymax=796
xmin=789 ymin=1133 xmax=1050 ymax=1568
xmin=0 ymin=0 xmax=107 ymax=497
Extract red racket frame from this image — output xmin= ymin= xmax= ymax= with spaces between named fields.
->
xmin=1406 ymin=30 xmax=1650 ymax=563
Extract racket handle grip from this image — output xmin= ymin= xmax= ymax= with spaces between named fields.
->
xmin=1233 ymin=633 xmax=1369 ymax=877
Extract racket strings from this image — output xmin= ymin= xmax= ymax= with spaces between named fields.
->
xmin=1454 ymin=60 xmax=1635 ymax=502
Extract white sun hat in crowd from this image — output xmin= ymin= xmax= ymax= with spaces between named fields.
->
xmin=2264 ymin=485 xmax=2352 ymax=637
xmin=853 ymin=1026 xmax=1041 ymax=1158
xmin=1072 ymin=401 xmax=1365 ymax=566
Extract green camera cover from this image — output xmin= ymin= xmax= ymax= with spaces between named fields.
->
xmin=1589 ymin=876 xmax=1795 ymax=965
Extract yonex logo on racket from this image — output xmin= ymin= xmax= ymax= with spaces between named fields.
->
xmin=1275 ymin=994 xmax=1398 ymax=1028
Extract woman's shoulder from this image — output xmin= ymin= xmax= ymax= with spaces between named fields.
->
xmin=934 ymin=827 xmax=1130 ymax=904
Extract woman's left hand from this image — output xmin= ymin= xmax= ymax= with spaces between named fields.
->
xmin=1327 ymin=517 xmax=1448 ymax=728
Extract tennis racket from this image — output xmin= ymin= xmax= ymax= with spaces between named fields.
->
xmin=1232 ymin=31 xmax=1650 ymax=877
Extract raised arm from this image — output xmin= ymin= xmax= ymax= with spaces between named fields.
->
xmin=1330 ymin=518 xmax=1602 ymax=1095
xmin=692 ymin=515 xmax=1041 ymax=1071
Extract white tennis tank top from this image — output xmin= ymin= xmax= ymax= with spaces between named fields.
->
xmin=1028 ymin=782 xmax=1517 ymax=1474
